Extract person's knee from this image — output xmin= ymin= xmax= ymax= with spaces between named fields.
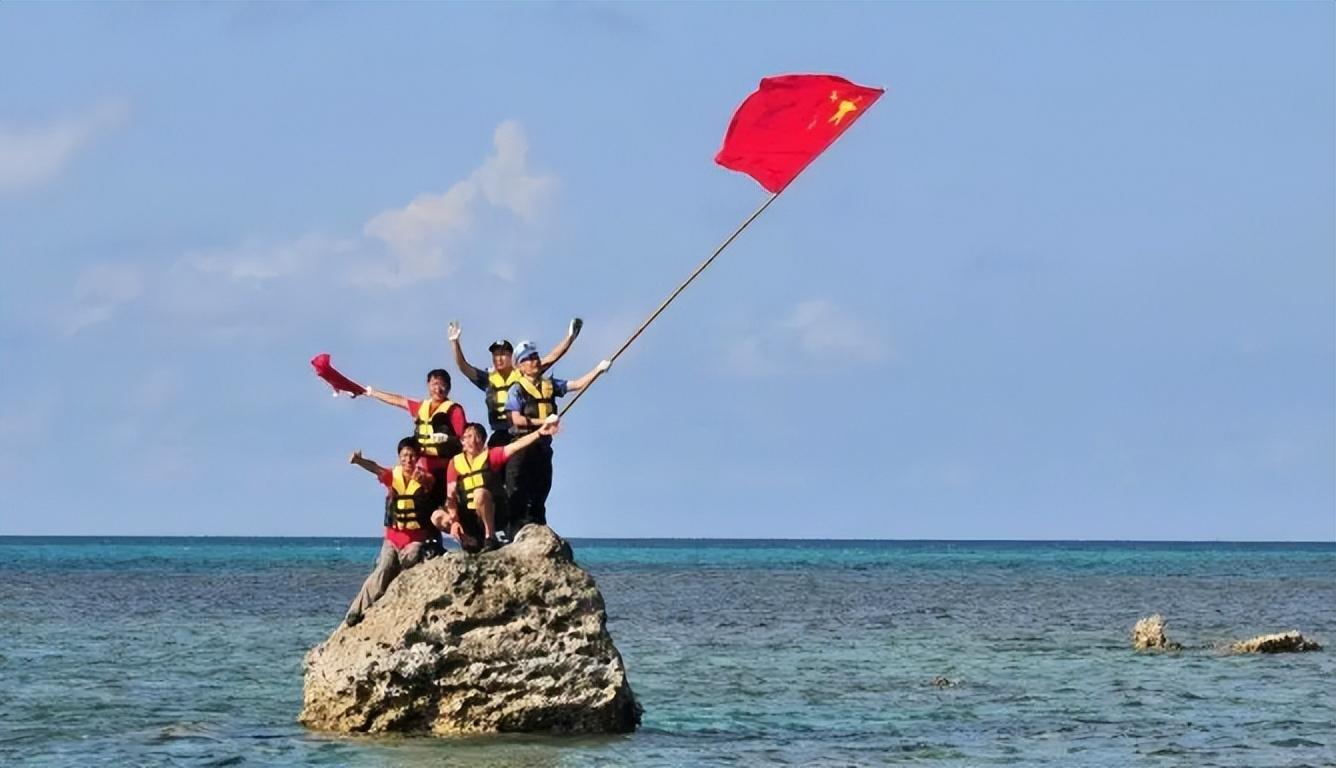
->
xmin=473 ymin=488 xmax=493 ymax=508
xmin=400 ymin=543 xmax=424 ymax=567
xmin=431 ymin=508 xmax=450 ymax=530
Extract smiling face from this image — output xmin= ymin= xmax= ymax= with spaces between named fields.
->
xmin=427 ymin=373 xmax=449 ymax=401
xmin=492 ymin=349 xmax=514 ymax=373
xmin=460 ymin=424 xmax=486 ymax=455
xmin=398 ymin=445 xmax=420 ymax=472
xmin=518 ymin=354 xmax=542 ymax=378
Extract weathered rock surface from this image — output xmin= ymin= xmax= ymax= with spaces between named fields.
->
xmin=299 ymin=525 xmax=641 ymax=735
xmin=1132 ymin=614 xmax=1183 ymax=651
xmin=1230 ymin=631 xmax=1322 ymax=654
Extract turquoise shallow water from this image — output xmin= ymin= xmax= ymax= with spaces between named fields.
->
xmin=1 ymin=538 xmax=1333 ymax=767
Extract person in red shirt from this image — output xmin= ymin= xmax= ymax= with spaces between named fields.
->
xmin=432 ymin=418 xmax=561 ymax=553
xmin=344 ymin=437 xmax=437 ymax=626
xmin=362 ymin=368 xmax=467 ymax=517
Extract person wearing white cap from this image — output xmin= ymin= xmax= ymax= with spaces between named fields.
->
xmin=504 ymin=342 xmax=610 ymax=533
xmin=447 ymin=319 xmax=582 ymax=449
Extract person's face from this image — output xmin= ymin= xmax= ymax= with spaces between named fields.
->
xmin=427 ymin=375 xmax=449 ymax=400
xmin=519 ymin=355 xmax=541 ymax=376
xmin=461 ymin=428 xmax=484 ymax=454
xmin=398 ymin=447 xmax=420 ymax=471
xmin=493 ymin=350 xmax=513 ymax=371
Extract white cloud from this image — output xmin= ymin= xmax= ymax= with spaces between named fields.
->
xmin=181 ymin=233 xmax=357 ymax=282
xmin=57 ymin=120 xmax=555 ymax=338
xmin=781 ymin=298 xmax=889 ymax=363
xmin=0 ymin=100 xmax=129 ymax=192
xmin=66 ymin=263 xmax=144 ymax=334
xmin=362 ymin=120 xmax=556 ymax=285
xmin=718 ymin=298 xmax=890 ymax=377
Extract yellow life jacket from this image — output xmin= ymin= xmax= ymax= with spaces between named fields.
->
xmin=513 ymin=377 xmax=556 ymax=434
xmin=486 ymin=369 xmax=522 ymax=429
xmin=384 ymin=466 xmax=430 ymax=531
xmin=414 ymin=398 xmax=460 ymax=457
xmin=452 ymin=450 xmax=500 ymax=512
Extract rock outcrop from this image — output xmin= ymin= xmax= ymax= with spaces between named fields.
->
xmin=300 ymin=525 xmax=641 ymax=735
xmin=1230 ymin=631 xmax=1322 ymax=654
xmin=1132 ymin=614 xmax=1183 ymax=651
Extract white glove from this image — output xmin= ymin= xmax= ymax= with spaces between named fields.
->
xmin=569 ymin=318 xmax=583 ymax=338
xmin=544 ymin=414 xmax=560 ymax=425
xmin=429 ymin=432 xmax=450 ymax=444
xmin=596 ymin=359 xmax=612 ymax=373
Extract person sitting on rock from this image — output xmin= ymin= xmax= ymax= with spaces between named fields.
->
xmin=447 ymin=319 xmax=582 ymax=449
xmin=432 ymin=418 xmax=561 ymax=553
xmin=505 ymin=342 xmax=610 ymax=533
xmin=343 ymin=437 xmax=438 ymax=626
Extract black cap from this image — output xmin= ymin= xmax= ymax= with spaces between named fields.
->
xmin=488 ymin=339 xmax=514 ymax=353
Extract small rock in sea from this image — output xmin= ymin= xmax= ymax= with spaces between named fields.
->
xmin=929 ymin=676 xmax=957 ymax=688
xmin=1229 ymin=631 xmax=1322 ymax=654
xmin=299 ymin=525 xmax=641 ymax=735
xmin=1132 ymin=614 xmax=1183 ymax=651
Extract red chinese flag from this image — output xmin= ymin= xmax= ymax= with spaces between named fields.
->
xmin=310 ymin=353 xmax=365 ymax=397
xmin=715 ymin=74 xmax=884 ymax=193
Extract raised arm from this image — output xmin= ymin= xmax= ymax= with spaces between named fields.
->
xmin=448 ymin=321 xmax=484 ymax=383
xmin=362 ymin=385 xmax=409 ymax=410
xmin=540 ymin=317 xmax=582 ymax=371
xmin=348 ymin=451 xmax=386 ymax=477
xmin=502 ymin=418 xmax=560 ymax=459
xmin=565 ymin=358 xmax=611 ymax=393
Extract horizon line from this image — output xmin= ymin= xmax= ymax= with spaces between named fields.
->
xmin=1 ymin=534 xmax=1332 ymax=545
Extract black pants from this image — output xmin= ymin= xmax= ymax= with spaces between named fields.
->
xmin=505 ymin=439 xmax=553 ymax=533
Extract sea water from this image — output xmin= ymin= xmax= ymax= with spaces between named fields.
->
xmin=1 ymin=538 xmax=1332 ymax=767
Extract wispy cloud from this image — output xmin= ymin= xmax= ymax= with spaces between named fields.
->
xmin=362 ymin=120 xmax=557 ymax=285
xmin=0 ymin=100 xmax=129 ymax=193
xmin=181 ymin=234 xmax=357 ymax=282
xmin=66 ymin=263 xmax=144 ymax=334
xmin=718 ymin=298 xmax=890 ymax=377
xmin=781 ymin=298 xmax=889 ymax=363
xmin=60 ymin=120 xmax=556 ymax=338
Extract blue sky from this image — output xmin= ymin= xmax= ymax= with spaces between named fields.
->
xmin=1 ymin=3 xmax=1331 ymax=540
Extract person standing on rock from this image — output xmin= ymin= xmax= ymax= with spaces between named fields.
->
xmin=361 ymin=369 xmax=467 ymax=515
xmin=447 ymin=319 xmax=582 ymax=449
xmin=344 ymin=437 xmax=438 ymax=626
xmin=431 ymin=419 xmax=561 ymax=553
xmin=506 ymin=342 xmax=610 ymax=532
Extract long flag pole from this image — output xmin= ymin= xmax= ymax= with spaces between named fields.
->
xmin=559 ymin=190 xmax=780 ymax=417
xmin=557 ymin=73 xmax=883 ymax=418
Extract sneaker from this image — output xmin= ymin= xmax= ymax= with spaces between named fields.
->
xmin=494 ymin=530 xmax=511 ymax=546
xmin=344 ymin=611 xmax=363 ymax=627
xmin=481 ymin=536 xmax=501 ymax=553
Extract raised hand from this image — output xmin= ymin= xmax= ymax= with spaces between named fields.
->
xmin=447 ymin=321 xmax=462 ymax=343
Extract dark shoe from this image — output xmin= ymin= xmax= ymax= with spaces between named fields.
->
xmin=481 ymin=536 xmax=501 ymax=553
xmin=344 ymin=611 xmax=363 ymax=627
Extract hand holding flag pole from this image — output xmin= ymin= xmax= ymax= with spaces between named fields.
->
xmin=559 ymin=74 xmax=884 ymax=417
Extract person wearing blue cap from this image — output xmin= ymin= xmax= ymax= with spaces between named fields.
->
xmin=447 ymin=319 xmax=582 ymax=449
xmin=505 ymin=341 xmax=610 ymax=533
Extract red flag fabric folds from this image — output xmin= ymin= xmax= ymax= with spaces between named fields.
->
xmin=310 ymin=353 xmax=365 ymax=397
xmin=715 ymin=74 xmax=884 ymax=193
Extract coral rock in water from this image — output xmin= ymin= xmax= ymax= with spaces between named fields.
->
xmin=299 ymin=525 xmax=641 ymax=735
xmin=1230 ymin=631 xmax=1322 ymax=654
xmin=1131 ymin=614 xmax=1183 ymax=651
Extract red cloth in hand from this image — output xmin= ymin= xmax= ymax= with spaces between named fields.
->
xmin=311 ymin=353 xmax=365 ymax=396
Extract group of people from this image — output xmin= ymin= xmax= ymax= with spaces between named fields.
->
xmin=342 ymin=318 xmax=611 ymax=625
